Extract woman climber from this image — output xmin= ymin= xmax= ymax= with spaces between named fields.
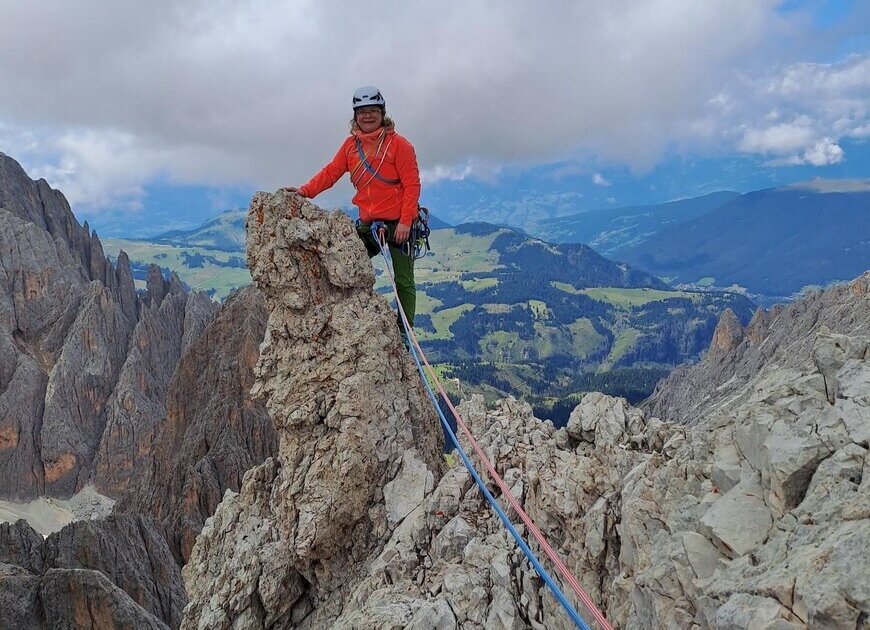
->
xmin=283 ymin=86 xmax=421 ymax=333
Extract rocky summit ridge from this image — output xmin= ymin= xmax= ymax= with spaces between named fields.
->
xmin=181 ymin=193 xmax=869 ymax=629
xmin=181 ymin=191 xmax=445 ymax=628
xmin=0 ymin=158 xmax=866 ymax=628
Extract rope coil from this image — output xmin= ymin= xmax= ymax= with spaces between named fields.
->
xmin=371 ymin=224 xmax=614 ymax=630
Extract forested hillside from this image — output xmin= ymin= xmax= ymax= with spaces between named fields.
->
xmin=104 ymin=217 xmax=756 ymax=423
xmin=617 ymin=186 xmax=870 ymax=297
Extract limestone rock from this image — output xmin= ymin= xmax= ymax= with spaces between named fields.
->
xmin=93 ymin=285 xmax=216 ymax=498
xmin=0 ymin=563 xmax=44 ymax=630
xmin=0 ymin=515 xmax=183 ymax=629
xmin=384 ymin=450 xmax=433 ymax=527
xmin=44 ymin=515 xmax=187 ymax=627
xmin=0 ymin=518 xmax=45 ymax=572
xmin=713 ymin=593 xmax=791 ymax=630
xmin=0 ymin=153 xmax=281 ymax=627
xmin=566 ymin=391 xmax=644 ymax=445
xmin=116 ymin=285 xmax=275 ymax=562
xmin=0 ymin=152 xmax=218 ymax=502
xmin=181 ymin=192 xmax=444 ymax=628
xmin=181 ymin=270 xmax=869 ymax=629
xmin=645 ymin=270 xmax=870 ymax=425
xmin=709 ymin=307 xmax=744 ymax=359
xmin=41 ymin=568 xmax=170 ymax=629
xmin=701 ymin=475 xmax=772 ymax=558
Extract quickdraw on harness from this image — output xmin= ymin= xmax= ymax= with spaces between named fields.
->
xmin=404 ymin=206 xmax=431 ymax=260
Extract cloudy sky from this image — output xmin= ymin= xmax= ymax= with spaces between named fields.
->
xmin=1 ymin=0 xmax=868 ymax=235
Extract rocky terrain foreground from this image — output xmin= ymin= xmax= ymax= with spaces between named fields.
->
xmin=1 ymin=161 xmax=866 ymax=628
xmin=179 ymin=192 xmax=869 ymax=629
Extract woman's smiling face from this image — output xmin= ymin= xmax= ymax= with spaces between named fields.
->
xmin=355 ymin=106 xmax=384 ymax=133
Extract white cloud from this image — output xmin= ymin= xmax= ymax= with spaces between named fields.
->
xmin=729 ymin=54 xmax=870 ymax=167
xmin=1 ymin=0 xmax=864 ymax=211
xmin=0 ymin=0 xmax=790 ymax=211
xmin=764 ymin=139 xmax=844 ymax=167
xmin=592 ymin=173 xmax=611 ymax=187
xmin=847 ymin=123 xmax=870 ymax=138
xmin=738 ymin=119 xmax=817 ymax=154
xmin=801 ymin=138 xmax=845 ymax=166
xmin=420 ymin=161 xmax=492 ymax=185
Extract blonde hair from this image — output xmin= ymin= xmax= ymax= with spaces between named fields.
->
xmin=350 ymin=108 xmax=395 ymax=133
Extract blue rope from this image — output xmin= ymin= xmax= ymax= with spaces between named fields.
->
xmin=371 ymin=223 xmax=590 ymax=630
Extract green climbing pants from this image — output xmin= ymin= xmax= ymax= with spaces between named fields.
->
xmin=356 ymin=221 xmax=416 ymax=329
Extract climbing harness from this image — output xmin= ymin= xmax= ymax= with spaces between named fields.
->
xmin=349 ymin=127 xmax=431 ymax=260
xmin=364 ymin=208 xmax=431 ymax=260
xmin=370 ymin=224 xmax=613 ymax=630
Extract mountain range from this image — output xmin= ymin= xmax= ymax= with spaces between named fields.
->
xmin=102 ymin=211 xmax=756 ymax=418
xmin=526 ymin=182 xmax=870 ymax=300
xmin=525 ymin=191 xmax=741 ymax=254
xmin=0 ymin=151 xmax=275 ymax=554
xmin=110 ymin=179 xmax=870 ymax=305
xmin=616 ymin=186 xmax=870 ymax=298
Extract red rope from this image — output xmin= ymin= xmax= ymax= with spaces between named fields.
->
xmin=377 ymin=228 xmax=614 ymax=630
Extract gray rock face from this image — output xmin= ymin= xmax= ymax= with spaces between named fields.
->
xmin=645 ymin=272 xmax=870 ymax=425
xmin=93 ymin=278 xmax=214 ymax=498
xmin=0 ymin=515 xmax=184 ymax=629
xmin=0 ymin=518 xmax=45 ymax=571
xmin=116 ymin=285 xmax=277 ymax=562
xmin=1 ymin=152 xmax=280 ymax=626
xmin=40 ymin=568 xmax=169 ymax=630
xmin=43 ymin=515 xmax=187 ymax=627
xmin=181 ymin=192 xmax=444 ymax=628
xmin=0 ymin=152 xmax=216 ymax=500
xmin=612 ymin=275 xmax=870 ymax=628
xmin=182 ymin=254 xmax=868 ymax=628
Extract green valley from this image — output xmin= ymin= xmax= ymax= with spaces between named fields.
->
xmin=102 ymin=215 xmax=755 ymax=423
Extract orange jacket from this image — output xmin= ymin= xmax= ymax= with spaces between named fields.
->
xmin=298 ymin=127 xmax=421 ymax=226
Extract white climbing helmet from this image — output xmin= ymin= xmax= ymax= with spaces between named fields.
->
xmin=352 ymin=86 xmax=385 ymax=110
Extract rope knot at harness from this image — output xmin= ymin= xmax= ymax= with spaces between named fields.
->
xmin=371 ymin=221 xmax=388 ymax=247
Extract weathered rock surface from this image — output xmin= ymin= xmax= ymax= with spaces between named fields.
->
xmin=645 ymin=272 xmax=870 ymax=425
xmin=0 ymin=515 xmax=185 ymax=629
xmin=181 ymin=192 xmax=444 ymax=628
xmin=117 ymin=285 xmax=277 ymax=561
xmin=315 ymin=311 xmax=868 ymax=629
xmin=1 ymin=153 xmax=278 ymax=626
xmin=182 ymin=215 xmax=868 ymax=630
xmin=93 ymin=275 xmax=214 ymax=497
xmin=0 ymin=152 xmax=217 ymax=500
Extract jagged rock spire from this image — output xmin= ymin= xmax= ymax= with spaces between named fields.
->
xmin=182 ymin=192 xmax=443 ymax=627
